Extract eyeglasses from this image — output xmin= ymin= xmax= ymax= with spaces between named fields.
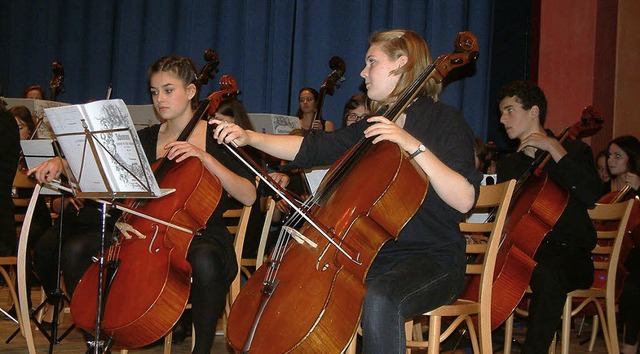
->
xmin=346 ymin=113 xmax=367 ymax=122
xmin=299 ymin=97 xmax=315 ymax=103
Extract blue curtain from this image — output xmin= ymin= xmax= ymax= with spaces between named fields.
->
xmin=0 ymin=0 xmax=493 ymax=138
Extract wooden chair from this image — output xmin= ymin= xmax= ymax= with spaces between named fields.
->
xmin=502 ymin=200 xmax=634 ymax=354
xmin=559 ymin=200 xmax=634 ymax=354
xmin=240 ymin=196 xmax=276 ymax=278
xmin=404 ymin=180 xmax=516 ymax=354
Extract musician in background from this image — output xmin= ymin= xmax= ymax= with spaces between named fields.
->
xmin=296 ymin=87 xmax=334 ymax=131
xmin=595 ymin=149 xmax=611 ymax=183
xmin=0 ymin=108 xmax=20 ymax=257
xmin=213 ymin=29 xmax=482 ymax=353
xmin=601 ymin=135 xmax=640 ymax=354
xmin=29 ymin=55 xmax=256 ymax=354
xmin=604 ymin=135 xmax=640 ymax=196
xmin=9 ymin=106 xmax=37 ymax=140
xmin=496 ymin=80 xmax=601 ymax=353
xmin=342 ymin=93 xmax=370 ymax=127
xmin=23 ymin=85 xmax=45 ymax=100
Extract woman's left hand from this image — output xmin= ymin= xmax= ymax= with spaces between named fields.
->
xmin=625 ymin=172 xmax=640 ymax=191
xmin=164 ymin=141 xmax=207 ymax=163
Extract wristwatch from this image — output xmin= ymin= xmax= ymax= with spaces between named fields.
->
xmin=409 ymin=144 xmax=426 ymax=159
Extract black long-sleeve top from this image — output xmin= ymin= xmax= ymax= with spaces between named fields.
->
xmin=292 ymin=96 xmax=483 ymax=270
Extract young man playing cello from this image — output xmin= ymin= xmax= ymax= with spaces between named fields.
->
xmin=497 ymin=80 xmax=601 ymax=353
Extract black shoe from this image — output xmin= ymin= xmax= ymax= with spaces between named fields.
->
xmin=171 ymin=320 xmax=187 ymax=344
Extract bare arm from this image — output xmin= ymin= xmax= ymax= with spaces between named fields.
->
xmin=164 ymin=141 xmax=256 ymax=206
xmin=364 ymin=116 xmax=475 ymax=213
xmin=210 ymin=119 xmax=304 ymax=161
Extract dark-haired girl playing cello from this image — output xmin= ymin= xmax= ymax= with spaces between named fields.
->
xmin=29 ymin=55 xmax=256 ymax=353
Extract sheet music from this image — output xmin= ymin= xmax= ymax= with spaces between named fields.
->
xmin=4 ymin=98 xmax=68 ymax=139
xmin=248 ymin=113 xmax=301 ymax=134
xmin=304 ymin=167 xmax=329 ymax=195
xmin=44 ymin=99 xmax=165 ymax=197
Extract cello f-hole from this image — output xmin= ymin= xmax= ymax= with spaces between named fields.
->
xmin=148 ymin=224 xmax=160 ymax=253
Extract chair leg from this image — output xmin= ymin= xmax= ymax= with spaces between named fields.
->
xmin=427 ymin=315 xmax=441 ymax=354
xmin=588 ymin=314 xmax=599 ymax=352
xmin=504 ymin=313 xmax=514 ymax=354
xmin=605 ymin=296 xmax=620 ymax=353
xmin=561 ymin=296 xmax=572 ymax=354
xmin=164 ymin=331 xmax=173 ymax=354
xmin=0 ymin=263 xmax=24 ymax=338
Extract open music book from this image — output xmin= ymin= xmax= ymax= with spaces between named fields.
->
xmin=4 ymin=97 xmax=69 ymax=139
xmin=44 ymin=99 xmax=172 ymax=198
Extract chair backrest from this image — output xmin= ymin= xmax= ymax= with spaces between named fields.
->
xmin=255 ymin=196 xmax=276 ymax=269
xmin=223 ymin=203 xmax=253 ymax=305
xmin=588 ymin=200 xmax=634 ymax=298
xmin=461 ymin=180 xmax=516 ymax=310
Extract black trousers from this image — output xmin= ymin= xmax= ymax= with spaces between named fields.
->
xmin=522 ymin=243 xmax=594 ymax=353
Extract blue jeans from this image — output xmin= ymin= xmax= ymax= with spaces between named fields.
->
xmin=361 ymin=253 xmax=465 ymax=354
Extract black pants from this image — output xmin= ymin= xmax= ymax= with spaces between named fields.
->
xmin=522 ymin=243 xmax=594 ymax=353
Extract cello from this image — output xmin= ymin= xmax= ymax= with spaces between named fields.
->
xmin=69 ymin=56 xmax=238 ymax=349
xmin=226 ymin=31 xmax=479 ymax=353
xmin=461 ymin=106 xmax=604 ymax=330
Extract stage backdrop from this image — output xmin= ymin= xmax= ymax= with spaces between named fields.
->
xmin=1 ymin=0 xmax=495 ymax=138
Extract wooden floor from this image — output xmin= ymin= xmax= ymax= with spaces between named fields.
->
xmin=1 ymin=286 xmax=612 ymax=353
xmin=0 ymin=286 xmax=232 ymax=353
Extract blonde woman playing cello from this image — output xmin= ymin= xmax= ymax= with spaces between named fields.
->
xmin=213 ymin=29 xmax=482 ymax=354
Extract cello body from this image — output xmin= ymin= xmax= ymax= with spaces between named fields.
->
xmin=227 ymin=141 xmax=428 ymax=353
xmin=70 ymin=157 xmax=221 ymax=348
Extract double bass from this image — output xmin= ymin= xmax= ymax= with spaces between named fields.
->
xmin=226 ymin=32 xmax=479 ymax=353
xmin=69 ymin=54 xmax=235 ymax=349
xmin=49 ymin=61 xmax=65 ymax=102
xmin=310 ymin=56 xmax=345 ymax=130
xmin=461 ymin=106 xmax=604 ymax=330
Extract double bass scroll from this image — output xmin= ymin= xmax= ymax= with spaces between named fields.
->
xmin=49 ymin=61 xmax=65 ymax=102
xmin=310 ymin=56 xmax=346 ymax=130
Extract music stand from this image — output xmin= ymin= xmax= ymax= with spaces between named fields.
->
xmin=32 ymin=99 xmax=172 ymax=353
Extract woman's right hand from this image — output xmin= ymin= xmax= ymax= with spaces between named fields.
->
xmin=27 ymin=157 xmax=66 ymax=184
xmin=210 ymin=119 xmax=249 ymax=147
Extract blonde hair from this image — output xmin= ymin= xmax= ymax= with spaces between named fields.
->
xmin=367 ymin=29 xmax=442 ymax=113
